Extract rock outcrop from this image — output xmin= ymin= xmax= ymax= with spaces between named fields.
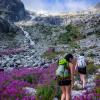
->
xmin=34 ymin=16 xmax=63 ymax=25
xmin=0 ymin=17 xmax=25 ymax=50
xmin=0 ymin=17 xmax=22 ymax=33
xmin=0 ymin=0 xmax=28 ymax=21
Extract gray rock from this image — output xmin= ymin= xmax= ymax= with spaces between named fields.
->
xmin=98 ymin=69 xmax=100 ymax=73
xmin=53 ymin=97 xmax=59 ymax=100
xmin=83 ymin=28 xmax=95 ymax=35
xmin=4 ymin=67 xmax=14 ymax=72
xmin=23 ymin=87 xmax=36 ymax=96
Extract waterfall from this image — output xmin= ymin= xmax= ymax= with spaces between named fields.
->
xmin=24 ymin=31 xmax=35 ymax=46
xmin=30 ymin=15 xmax=36 ymax=21
xmin=21 ymin=27 xmax=35 ymax=46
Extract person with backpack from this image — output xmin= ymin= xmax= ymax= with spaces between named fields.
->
xmin=56 ymin=54 xmax=74 ymax=100
xmin=76 ymin=53 xmax=87 ymax=89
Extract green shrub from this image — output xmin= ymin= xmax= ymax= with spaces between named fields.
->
xmin=87 ymin=63 xmax=96 ymax=75
xmin=23 ymin=75 xmax=33 ymax=84
xmin=88 ymin=52 xmax=96 ymax=57
xmin=96 ymin=74 xmax=100 ymax=80
xmin=42 ymin=51 xmax=65 ymax=60
xmin=70 ymin=42 xmax=80 ymax=49
xmin=36 ymin=81 xmax=61 ymax=100
xmin=95 ymin=31 xmax=100 ymax=37
xmin=58 ymin=25 xmax=83 ymax=44
xmin=23 ymin=74 xmax=39 ymax=84
xmin=96 ymin=87 xmax=100 ymax=94
xmin=95 ymin=86 xmax=100 ymax=99
xmin=95 ymin=74 xmax=100 ymax=99
xmin=36 ymin=85 xmax=55 ymax=100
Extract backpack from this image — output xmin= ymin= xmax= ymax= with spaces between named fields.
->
xmin=77 ymin=56 xmax=86 ymax=68
xmin=56 ymin=59 xmax=70 ymax=79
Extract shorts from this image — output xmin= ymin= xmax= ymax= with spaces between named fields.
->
xmin=78 ymin=67 xmax=86 ymax=74
xmin=58 ymin=79 xmax=71 ymax=86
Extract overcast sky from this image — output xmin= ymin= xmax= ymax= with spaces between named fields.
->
xmin=22 ymin=0 xmax=100 ymax=14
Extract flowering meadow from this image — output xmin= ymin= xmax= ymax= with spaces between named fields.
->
xmin=0 ymin=48 xmax=26 ymax=56
xmin=0 ymin=63 xmax=57 ymax=100
xmin=0 ymin=63 xmax=100 ymax=100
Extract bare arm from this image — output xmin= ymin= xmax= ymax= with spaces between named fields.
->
xmin=85 ymin=59 xmax=88 ymax=65
xmin=69 ymin=63 xmax=74 ymax=85
xmin=75 ymin=61 xmax=78 ymax=70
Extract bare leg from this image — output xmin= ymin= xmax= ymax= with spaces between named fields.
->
xmin=80 ymin=74 xmax=83 ymax=82
xmin=82 ymin=74 xmax=86 ymax=88
xmin=65 ymin=85 xmax=71 ymax=100
xmin=80 ymin=74 xmax=86 ymax=88
xmin=61 ymin=86 xmax=66 ymax=100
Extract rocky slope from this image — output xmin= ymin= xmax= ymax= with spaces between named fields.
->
xmin=0 ymin=2 xmax=100 ymax=68
xmin=0 ymin=12 xmax=100 ymax=68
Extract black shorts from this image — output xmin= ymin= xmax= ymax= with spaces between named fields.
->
xmin=58 ymin=79 xmax=71 ymax=86
xmin=78 ymin=67 xmax=86 ymax=74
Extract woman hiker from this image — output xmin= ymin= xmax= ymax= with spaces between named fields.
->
xmin=56 ymin=54 xmax=75 ymax=100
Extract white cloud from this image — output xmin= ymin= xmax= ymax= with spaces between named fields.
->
xmin=22 ymin=0 xmax=92 ymax=14
xmin=48 ymin=0 xmax=65 ymax=14
xmin=22 ymin=0 xmax=46 ymax=12
xmin=65 ymin=1 xmax=90 ymax=11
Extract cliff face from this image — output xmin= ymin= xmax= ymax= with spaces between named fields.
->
xmin=0 ymin=0 xmax=28 ymax=47
xmin=34 ymin=16 xmax=64 ymax=25
xmin=0 ymin=17 xmax=24 ymax=34
xmin=0 ymin=18 xmax=10 ymax=33
xmin=0 ymin=0 xmax=27 ymax=21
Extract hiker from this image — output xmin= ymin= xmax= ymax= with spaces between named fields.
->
xmin=56 ymin=54 xmax=74 ymax=100
xmin=75 ymin=53 xmax=87 ymax=89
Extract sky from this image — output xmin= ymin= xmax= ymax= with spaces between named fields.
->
xmin=22 ymin=0 xmax=100 ymax=14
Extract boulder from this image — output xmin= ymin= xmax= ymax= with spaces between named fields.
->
xmin=23 ymin=87 xmax=36 ymax=96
